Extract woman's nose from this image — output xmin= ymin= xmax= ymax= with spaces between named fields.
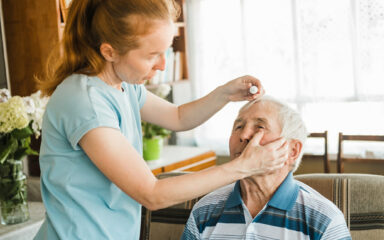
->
xmin=154 ymin=53 xmax=166 ymax=71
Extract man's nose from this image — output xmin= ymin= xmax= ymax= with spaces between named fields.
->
xmin=153 ymin=53 xmax=166 ymax=71
xmin=239 ymin=126 xmax=254 ymax=143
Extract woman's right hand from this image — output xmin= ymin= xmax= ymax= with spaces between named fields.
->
xmin=234 ymin=130 xmax=289 ymax=177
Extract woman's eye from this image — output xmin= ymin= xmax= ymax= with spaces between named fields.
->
xmin=235 ymin=125 xmax=242 ymax=130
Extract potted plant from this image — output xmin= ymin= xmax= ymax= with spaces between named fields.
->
xmin=142 ymin=84 xmax=172 ymax=161
xmin=0 ymin=89 xmax=48 ymax=225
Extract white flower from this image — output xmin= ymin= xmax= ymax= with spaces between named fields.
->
xmin=155 ymin=84 xmax=171 ymax=98
xmin=0 ymin=89 xmax=11 ymax=103
xmin=22 ymin=91 xmax=49 ymax=137
xmin=0 ymin=96 xmax=30 ymax=133
xmin=0 ymin=89 xmax=49 ymax=137
xmin=23 ymin=97 xmax=36 ymax=114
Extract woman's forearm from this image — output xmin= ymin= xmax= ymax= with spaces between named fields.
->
xmin=175 ymin=85 xmax=228 ymax=131
xmin=142 ymin=160 xmax=242 ymax=210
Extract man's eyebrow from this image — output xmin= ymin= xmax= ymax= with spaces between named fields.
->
xmin=234 ymin=118 xmax=243 ymax=124
xmin=252 ymin=117 xmax=269 ymax=127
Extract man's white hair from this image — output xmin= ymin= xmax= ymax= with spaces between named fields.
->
xmin=239 ymin=96 xmax=308 ymax=172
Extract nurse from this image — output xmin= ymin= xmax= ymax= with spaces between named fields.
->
xmin=34 ymin=0 xmax=288 ymax=239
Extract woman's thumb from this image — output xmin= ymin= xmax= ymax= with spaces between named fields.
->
xmin=249 ymin=130 xmax=264 ymax=146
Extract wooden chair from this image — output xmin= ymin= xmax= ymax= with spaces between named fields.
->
xmin=302 ymin=131 xmax=330 ymax=173
xmin=337 ymin=133 xmax=384 ymax=173
xmin=140 ymin=171 xmax=198 ymax=240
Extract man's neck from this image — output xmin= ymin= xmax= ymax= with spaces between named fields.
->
xmin=239 ymin=169 xmax=289 ymax=218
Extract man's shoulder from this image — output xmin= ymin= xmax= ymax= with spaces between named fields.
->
xmin=295 ymin=180 xmax=346 ymax=219
xmin=192 ymin=183 xmax=235 ymax=213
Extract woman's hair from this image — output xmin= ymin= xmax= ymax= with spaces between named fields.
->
xmin=38 ymin=0 xmax=180 ymax=96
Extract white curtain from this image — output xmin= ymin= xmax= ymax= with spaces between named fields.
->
xmin=186 ymin=0 xmax=384 ymax=156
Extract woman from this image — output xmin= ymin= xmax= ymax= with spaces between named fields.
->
xmin=34 ymin=0 xmax=288 ymax=239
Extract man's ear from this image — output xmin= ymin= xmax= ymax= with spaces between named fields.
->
xmin=99 ymin=43 xmax=117 ymax=62
xmin=287 ymin=139 xmax=303 ymax=166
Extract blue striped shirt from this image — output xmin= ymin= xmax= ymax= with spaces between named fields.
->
xmin=182 ymin=173 xmax=351 ymax=240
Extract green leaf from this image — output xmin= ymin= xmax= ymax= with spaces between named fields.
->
xmin=13 ymin=147 xmax=28 ymax=160
xmin=0 ymin=138 xmax=18 ymax=164
xmin=11 ymin=126 xmax=33 ymax=140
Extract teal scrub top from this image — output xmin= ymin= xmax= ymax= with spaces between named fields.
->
xmin=34 ymin=74 xmax=147 ymax=240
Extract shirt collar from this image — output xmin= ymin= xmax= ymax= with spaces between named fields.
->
xmin=268 ymin=172 xmax=299 ymax=211
xmin=224 ymin=172 xmax=299 ymax=211
xmin=225 ymin=181 xmax=243 ymax=209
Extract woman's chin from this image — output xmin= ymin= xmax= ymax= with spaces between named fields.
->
xmin=137 ymin=79 xmax=147 ymax=85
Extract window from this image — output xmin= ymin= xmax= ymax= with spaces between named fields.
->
xmin=186 ymin=0 xmax=384 ymax=155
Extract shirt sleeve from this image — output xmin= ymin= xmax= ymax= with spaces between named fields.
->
xmin=64 ymin=86 xmax=120 ymax=150
xmin=134 ymin=84 xmax=147 ymax=109
xmin=321 ymin=213 xmax=352 ymax=240
xmin=181 ymin=212 xmax=201 ymax=240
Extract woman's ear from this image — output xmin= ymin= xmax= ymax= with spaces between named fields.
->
xmin=287 ymin=139 xmax=303 ymax=167
xmin=99 ymin=43 xmax=117 ymax=62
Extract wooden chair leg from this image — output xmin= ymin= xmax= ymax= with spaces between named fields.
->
xmin=140 ymin=207 xmax=151 ymax=240
xmin=337 ymin=132 xmax=343 ymax=173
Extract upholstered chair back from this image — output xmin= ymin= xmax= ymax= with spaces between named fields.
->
xmin=295 ymin=173 xmax=384 ymax=240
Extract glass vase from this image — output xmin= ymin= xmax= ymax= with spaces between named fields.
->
xmin=0 ymin=159 xmax=30 ymax=225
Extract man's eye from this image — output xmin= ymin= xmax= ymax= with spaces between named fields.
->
xmin=256 ymin=125 xmax=264 ymax=129
xmin=235 ymin=125 xmax=242 ymax=130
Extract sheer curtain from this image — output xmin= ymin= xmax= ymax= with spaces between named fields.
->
xmin=185 ymin=0 xmax=384 ymax=155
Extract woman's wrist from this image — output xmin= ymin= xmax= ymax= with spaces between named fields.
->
xmin=214 ymin=85 xmax=231 ymax=105
xmin=219 ymin=158 xmax=248 ymax=181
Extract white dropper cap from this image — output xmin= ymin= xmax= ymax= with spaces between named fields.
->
xmin=249 ymin=86 xmax=258 ymax=94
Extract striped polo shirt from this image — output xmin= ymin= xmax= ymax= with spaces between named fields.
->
xmin=181 ymin=172 xmax=351 ymax=240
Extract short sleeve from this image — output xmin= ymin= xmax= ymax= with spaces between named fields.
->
xmin=133 ymin=84 xmax=147 ymax=109
xmin=45 ymin=75 xmax=122 ymax=151
xmin=66 ymin=86 xmax=120 ymax=150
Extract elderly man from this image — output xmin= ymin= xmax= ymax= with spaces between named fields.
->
xmin=181 ymin=96 xmax=351 ymax=240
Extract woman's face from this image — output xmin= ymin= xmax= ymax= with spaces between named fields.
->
xmin=113 ymin=20 xmax=175 ymax=85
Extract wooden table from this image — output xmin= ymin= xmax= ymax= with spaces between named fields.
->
xmin=146 ymin=145 xmax=217 ymax=175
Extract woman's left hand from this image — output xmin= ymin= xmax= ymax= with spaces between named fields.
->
xmin=220 ymin=75 xmax=265 ymax=102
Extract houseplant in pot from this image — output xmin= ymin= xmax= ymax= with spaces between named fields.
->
xmin=142 ymin=84 xmax=172 ymax=161
xmin=0 ymin=89 xmax=48 ymax=225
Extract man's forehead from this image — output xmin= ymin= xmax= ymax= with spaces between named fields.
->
xmin=235 ymin=101 xmax=280 ymax=125
xmin=234 ymin=116 xmax=269 ymax=124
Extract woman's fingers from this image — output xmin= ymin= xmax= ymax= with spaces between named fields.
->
xmin=248 ymin=130 xmax=264 ymax=147
xmin=223 ymin=75 xmax=266 ymax=102
xmin=265 ymin=137 xmax=286 ymax=150
xmin=238 ymin=133 xmax=289 ymax=177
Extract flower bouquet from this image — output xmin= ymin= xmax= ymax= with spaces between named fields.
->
xmin=0 ymin=89 xmax=48 ymax=225
xmin=142 ymin=84 xmax=172 ymax=161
